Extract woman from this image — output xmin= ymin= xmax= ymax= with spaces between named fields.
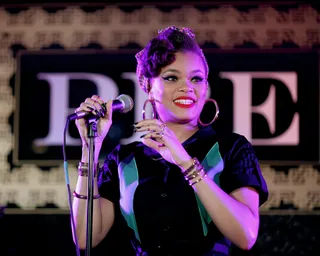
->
xmin=72 ymin=26 xmax=269 ymax=256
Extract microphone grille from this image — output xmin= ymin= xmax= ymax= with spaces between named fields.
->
xmin=116 ymin=94 xmax=134 ymax=113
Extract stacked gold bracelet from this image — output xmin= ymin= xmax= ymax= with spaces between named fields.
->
xmin=181 ymin=157 xmax=207 ymax=186
xmin=78 ymin=161 xmax=100 ymax=177
xmin=73 ymin=161 xmax=101 ymax=200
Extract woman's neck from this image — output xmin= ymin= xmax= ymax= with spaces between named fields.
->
xmin=165 ymin=122 xmax=199 ymax=144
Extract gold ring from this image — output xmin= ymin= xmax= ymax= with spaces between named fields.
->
xmin=159 ymin=123 xmax=166 ymax=133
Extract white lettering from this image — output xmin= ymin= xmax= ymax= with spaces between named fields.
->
xmin=220 ymin=72 xmax=299 ymax=146
xmin=34 ymin=73 xmax=119 ymax=146
xmin=33 ymin=71 xmax=299 ymax=149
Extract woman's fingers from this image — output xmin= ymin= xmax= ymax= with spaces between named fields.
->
xmin=140 ymin=130 xmax=166 ymax=148
xmin=74 ymin=103 xmax=97 ymax=116
xmin=134 ymin=119 xmax=163 ymax=127
xmin=140 ymin=131 xmax=164 ymax=140
xmin=91 ymin=95 xmax=104 ymax=105
xmin=134 ymin=120 xmax=166 ymax=133
xmin=84 ymin=98 xmax=105 ymax=117
xmin=142 ymin=137 xmax=165 ymax=150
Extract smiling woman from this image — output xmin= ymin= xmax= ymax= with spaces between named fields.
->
xmin=148 ymin=51 xmax=208 ymax=126
xmin=72 ymin=26 xmax=269 ymax=256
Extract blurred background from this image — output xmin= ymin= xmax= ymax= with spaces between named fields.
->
xmin=0 ymin=0 xmax=319 ymax=255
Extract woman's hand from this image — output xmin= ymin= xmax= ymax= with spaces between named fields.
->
xmin=75 ymin=95 xmax=113 ymax=147
xmin=134 ymin=119 xmax=192 ymax=169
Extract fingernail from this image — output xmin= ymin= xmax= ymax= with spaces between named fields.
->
xmin=99 ymin=109 xmax=105 ymax=116
xmin=101 ymin=103 xmax=106 ymax=111
xmin=133 ymin=127 xmax=141 ymax=133
xmin=140 ymin=134 xmax=146 ymax=138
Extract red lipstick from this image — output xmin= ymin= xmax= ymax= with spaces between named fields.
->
xmin=173 ymin=96 xmax=196 ymax=109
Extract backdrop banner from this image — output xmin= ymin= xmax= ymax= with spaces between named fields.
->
xmin=14 ymin=49 xmax=320 ymax=166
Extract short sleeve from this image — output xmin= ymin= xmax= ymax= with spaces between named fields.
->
xmin=219 ymin=135 xmax=269 ymax=206
xmin=97 ymin=145 xmax=120 ymax=203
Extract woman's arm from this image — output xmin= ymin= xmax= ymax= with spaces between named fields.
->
xmin=178 ymin=135 xmax=267 ymax=250
xmin=72 ymin=144 xmax=115 ymax=249
xmin=192 ymin=178 xmax=259 ymax=250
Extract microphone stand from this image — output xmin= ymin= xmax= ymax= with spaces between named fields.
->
xmin=85 ymin=120 xmax=97 ymax=256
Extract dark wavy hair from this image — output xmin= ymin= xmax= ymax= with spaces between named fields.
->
xmin=137 ymin=28 xmax=208 ymax=92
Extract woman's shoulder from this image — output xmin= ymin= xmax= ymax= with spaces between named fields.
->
xmin=217 ymin=131 xmax=249 ymax=144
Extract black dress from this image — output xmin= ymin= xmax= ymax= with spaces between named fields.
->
xmin=98 ymin=126 xmax=269 ymax=256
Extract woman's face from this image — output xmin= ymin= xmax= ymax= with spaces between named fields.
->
xmin=149 ymin=51 xmax=207 ymax=125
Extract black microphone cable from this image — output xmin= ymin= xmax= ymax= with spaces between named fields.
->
xmin=63 ymin=117 xmax=81 ymax=256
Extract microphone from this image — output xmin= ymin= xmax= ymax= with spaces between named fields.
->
xmin=68 ymin=94 xmax=134 ymax=121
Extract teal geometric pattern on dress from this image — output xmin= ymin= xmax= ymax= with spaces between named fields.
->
xmin=194 ymin=142 xmax=224 ymax=236
xmin=118 ymin=154 xmax=141 ymax=242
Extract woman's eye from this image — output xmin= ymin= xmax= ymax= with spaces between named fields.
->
xmin=162 ymin=75 xmax=178 ymax=82
xmin=192 ymin=76 xmax=204 ymax=82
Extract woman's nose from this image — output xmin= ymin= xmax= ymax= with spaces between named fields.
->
xmin=179 ymin=85 xmax=194 ymax=93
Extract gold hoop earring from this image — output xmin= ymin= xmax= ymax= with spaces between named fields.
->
xmin=142 ymin=99 xmax=157 ymax=120
xmin=198 ymin=98 xmax=219 ymax=127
